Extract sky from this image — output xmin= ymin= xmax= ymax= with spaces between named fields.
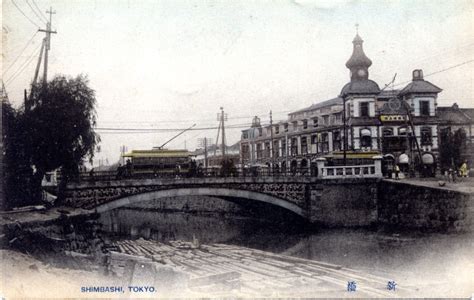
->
xmin=2 ymin=0 xmax=473 ymax=166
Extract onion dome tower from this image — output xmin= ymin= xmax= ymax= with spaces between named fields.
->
xmin=340 ymin=28 xmax=380 ymax=96
xmin=345 ymin=33 xmax=372 ymax=81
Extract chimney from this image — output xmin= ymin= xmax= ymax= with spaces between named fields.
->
xmin=412 ymin=69 xmax=424 ymax=81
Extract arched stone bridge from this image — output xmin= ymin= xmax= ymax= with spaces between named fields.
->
xmin=62 ymin=177 xmax=380 ymax=226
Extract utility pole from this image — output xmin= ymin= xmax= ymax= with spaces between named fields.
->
xmin=198 ymin=138 xmax=212 ymax=168
xmin=39 ymin=7 xmax=56 ymax=85
xmin=120 ymin=145 xmax=127 ymax=165
xmin=270 ymin=110 xmax=275 ymax=174
xmin=342 ymin=97 xmax=347 ymax=166
xmin=217 ymin=107 xmax=227 ymax=160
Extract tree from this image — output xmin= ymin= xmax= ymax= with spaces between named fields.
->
xmin=3 ymin=100 xmax=39 ymax=208
xmin=3 ymin=75 xmax=100 ymax=208
xmin=439 ymin=127 xmax=467 ymax=170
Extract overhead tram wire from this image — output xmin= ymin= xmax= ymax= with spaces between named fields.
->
xmin=2 ymin=30 xmax=39 ymax=76
xmin=11 ymin=0 xmax=42 ymax=28
xmin=392 ymin=58 xmax=474 ymax=88
xmin=30 ymin=0 xmax=48 ymax=23
xmin=5 ymin=43 xmax=43 ymax=86
xmin=26 ymin=0 xmax=47 ymax=25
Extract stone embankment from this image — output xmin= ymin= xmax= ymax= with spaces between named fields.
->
xmin=379 ymin=180 xmax=474 ymax=231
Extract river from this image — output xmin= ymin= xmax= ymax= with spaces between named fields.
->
xmin=99 ymin=205 xmax=473 ymax=290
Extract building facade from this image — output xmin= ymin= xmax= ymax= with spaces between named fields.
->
xmin=240 ymin=32 xmax=473 ymax=174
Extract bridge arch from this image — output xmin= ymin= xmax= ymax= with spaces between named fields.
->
xmin=95 ymin=187 xmax=305 ymax=218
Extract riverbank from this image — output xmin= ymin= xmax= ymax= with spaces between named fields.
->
xmin=2 ymin=235 xmax=472 ymax=298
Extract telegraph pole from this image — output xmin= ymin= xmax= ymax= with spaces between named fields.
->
xmin=270 ymin=110 xmax=275 ymax=174
xmin=198 ymin=138 xmax=212 ymax=168
xmin=39 ymin=7 xmax=56 ymax=85
xmin=218 ymin=107 xmax=227 ymax=160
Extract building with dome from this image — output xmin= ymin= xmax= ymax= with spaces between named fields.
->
xmin=240 ymin=32 xmax=473 ymax=176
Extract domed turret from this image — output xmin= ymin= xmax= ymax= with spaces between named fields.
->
xmin=345 ymin=33 xmax=372 ymax=81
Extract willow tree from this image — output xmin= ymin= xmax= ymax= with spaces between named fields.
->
xmin=5 ymin=75 xmax=100 ymax=207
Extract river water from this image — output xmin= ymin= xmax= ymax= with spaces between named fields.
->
xmin=98 ymin=204 xmax=473 ymax=293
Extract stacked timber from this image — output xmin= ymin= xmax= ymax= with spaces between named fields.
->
xmin=109 ymin=239 xmax=414 ymax=297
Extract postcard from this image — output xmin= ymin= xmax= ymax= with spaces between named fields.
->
xmin=1 ymin=0 xmax=473 ymax=298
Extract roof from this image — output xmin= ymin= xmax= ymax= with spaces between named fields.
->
xmin=378 ymin=90 xmax=400 ymax=98
xmin=123 ymin=149 xmax=191 ymax=158
xmin=399 ymin=79 xmax=442 ymax=95
xmin=340 ymin=80 xmax=380 ymax=96
xmin=437 ymin=106 xmax=472 ymax=124
xmin=461 ymin=108 xmax=474 ymax=120
xmin=345 ymin=34 xmax=372 ymax=69
xmin=289 ymin=97 xmax=343 ymax=115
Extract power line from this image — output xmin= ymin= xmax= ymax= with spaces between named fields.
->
xmin=5 ymin=42 xmax=42 ymax=85
xmin=26 ymin=0 xmax=47 ymax=25
xmin=30 ymin=0 xmax=48 ymax=23
xmin=393 ymin=59 xmax=474 ymax=88
xmin=2 ymin=30 xmax=39 ymax=76
xmin=11 ymin=0 xmax=41 ymax=28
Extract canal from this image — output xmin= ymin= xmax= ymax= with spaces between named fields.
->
xmin=98 ymin=200 xmax=473 ymax=293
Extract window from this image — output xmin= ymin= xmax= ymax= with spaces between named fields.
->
xmin=420 ymin=100 xmax=430 ymax=116
xmin=398 ymin=126 xmax=407 ymax=136
xmin=312 ymin=118 xmax=318 ymax=127
xmin=281 ymin=139 xmax=286 ymax=156
xmin=333 ymin=131 xmax=341 ymax=151
xmin=291 ymin=138 xmax=298 ymax=156
xmin=241 ymin=144 xmax=250 ymax=160
xmin=301 ymin=137 xmax=308 ymax=154
xmin=284 ymin=123 xmax=289 ymax=132
xmin=256 ymin=143 xmax=262 ymax=158
xmin=335 ymin=113 xmax=342 ymax=123
xmin=360 ymin=102 xmax=369 ymax=117
xmin=275 ymin=125 xmax=279 ymax=134
xmin=265 ymin=142 xmax=271 ymax=158
xmin=322 ymin=115 xmax=329 ymax=125
xmin=273 ymin=140 xmax=279 ymax=158
xmin=303 ymin=119 xmax=308 ymax=129
xmin=242 ymin=131 xmax=249 ymax=139
xmin=258 ymin=128 xmax=263 ymax=137
xmin=292 ymin=121 xmax=298 ymax=131
xmin=383 ymin=128 xmax=393 ymax=136
xmin=266 ymin=127 xmax=271 ymax=136
xmin=360 ymin=128 xmax=372 ymax=148
xmin=420 ymin=127 xmax=432 ymax=145
xmin=321 ymin=133 xmax=329 ymax=153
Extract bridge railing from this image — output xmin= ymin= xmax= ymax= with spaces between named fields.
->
xmin=66 ymin=167 xmax=315 ymax=183
xmin=320 ymin=164 xmax=378 ymax=179
xmin=60 ymin=156 xmax=383 ymax=183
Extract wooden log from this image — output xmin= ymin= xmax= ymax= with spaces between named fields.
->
xmin=188 ymin=271 xmax=241 ymax=287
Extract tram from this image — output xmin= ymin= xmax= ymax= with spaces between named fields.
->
xmin=120 ymin=124 xmax=196 ymax=177
xmin=121 ymin=148 xmax=194 ymax=177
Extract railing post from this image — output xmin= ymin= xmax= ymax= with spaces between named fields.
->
xmin=316 ymin=157 xmax=326 ymax=178
xmin=372 ymin=155 xmax=383 ymax=177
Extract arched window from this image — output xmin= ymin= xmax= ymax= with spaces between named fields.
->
xmin=360 ymin=128 xmax=372 ymax=148
xmin=398 ymin=126 xmax=408 ymax=136
xmin=420 ymin=127 xmax=432 ymax=146
xmin=382 ymin=127 xmax=393 ymax=136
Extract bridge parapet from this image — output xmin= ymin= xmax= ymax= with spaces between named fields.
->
xmin=316 ymin=156 xmax=382 ymax=179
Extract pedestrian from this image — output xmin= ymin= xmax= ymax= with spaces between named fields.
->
xmin=394 ymin=164 xmax=400 ymax=180
xmin=459 ymin=160 xmax=468 ymax=178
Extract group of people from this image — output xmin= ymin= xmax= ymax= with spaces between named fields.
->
xmin=390 ymin=160 xmax=469 ymax=181
xmin=444 ymin=161 xmax=469 ymax=182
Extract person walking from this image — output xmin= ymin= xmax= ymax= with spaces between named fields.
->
xmin=394 ymin=164 xmax=400 ymax=180
xmin=459 ymin=161 xmax=468 ymax=178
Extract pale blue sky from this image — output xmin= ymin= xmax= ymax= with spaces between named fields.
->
xmin=2 ymin=0 xmax=473 ymax=165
